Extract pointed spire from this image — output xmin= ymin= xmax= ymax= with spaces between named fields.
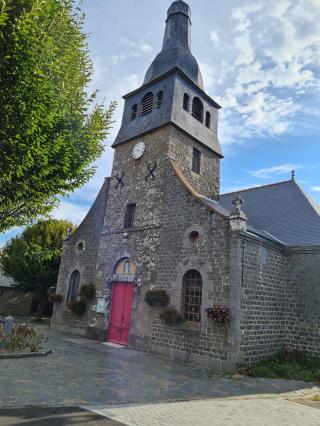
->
xmin=164 ymin=0 xmax=191 ymax=50
xmin=143 ymin=0 xmax=204 ymax=89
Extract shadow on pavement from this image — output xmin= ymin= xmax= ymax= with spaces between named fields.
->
xmin=0 ymin=407 xmax=123 ymax=426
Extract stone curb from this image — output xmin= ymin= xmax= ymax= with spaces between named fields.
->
xmin=0 ymin=350 xmax=52 ymax=360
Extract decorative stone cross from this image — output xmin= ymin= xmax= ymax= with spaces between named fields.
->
xmin=232 ymin=195 xmax=244 ymax=215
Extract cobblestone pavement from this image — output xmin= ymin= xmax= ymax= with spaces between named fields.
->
xmin=87 ymin=398 xmax=320 ymax=426
xmin=0 ymin=325 xmax=318 ymax=410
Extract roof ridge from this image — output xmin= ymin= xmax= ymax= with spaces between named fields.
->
xmin=221 ymin=179 xmax=292 ymax=196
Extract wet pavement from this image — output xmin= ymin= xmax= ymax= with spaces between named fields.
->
xmin=0 ymin=324 xmax=317 ymax=409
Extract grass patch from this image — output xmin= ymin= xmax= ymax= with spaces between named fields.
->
xmin=248 ymin=347 xmax=320 ymax=383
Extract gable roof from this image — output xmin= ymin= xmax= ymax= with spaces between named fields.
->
xmin=220 ymin=180 xmax=320 ymax=247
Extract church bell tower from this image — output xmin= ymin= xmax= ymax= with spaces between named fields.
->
xmin=112 ymin=0 xmax=223 ymax=201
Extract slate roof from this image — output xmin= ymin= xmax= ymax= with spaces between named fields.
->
xmin=219 ymin=179 xmax=320 ymax=247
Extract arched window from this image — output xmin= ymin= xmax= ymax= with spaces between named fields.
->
xmin=182 ymin=270 xmax=202 ymax=322
xmin=157 ymin=91 xmax=163 ymax=109
xmin=141 ymin=92 xmax=154 ymax=116
xmin=67 ymin=270 xmax=80 ymax=304
xmin=131 ymin=104 xmax=138 ymax=121
xmin=205 ymin=111 xmax=211 ymax=129
xmin=192 ymin=97 xmax=204 ymax=123
xmin=183 ymin=93 xmax=190 ymax=112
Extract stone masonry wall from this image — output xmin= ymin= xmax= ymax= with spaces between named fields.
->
xmin=51 ymin=179 xmax=110 ymax=338
xmin=239 ymin=238 xmax=287 ymax=365
xmin=151 ymin=161 xmax=237 ymax=372
xmin=286 ymin=248 xmax=320 ymax=356
xmin=167 ymin=126 xmax=220 ymax=199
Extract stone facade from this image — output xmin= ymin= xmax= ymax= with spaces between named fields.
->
xmin=51 ymin=0 xmax=320 ymax=372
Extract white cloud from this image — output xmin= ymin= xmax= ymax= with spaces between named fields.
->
xmin=311 ymin=186 xmax=320 ymax=192
xmin=248 ymin=164 xmax=302 ymax=179
xmin=50 ymin=201 xmax=90 ymax=225
xmin=211 ymin=0 xmax=320 ymax=143
xmin=140 ymin=43 xmax=153 ymax=53
xmin=210 ymin=30 xmax=219 ymax=47
xmin=198 ymin=61 xmax=215 ymax=91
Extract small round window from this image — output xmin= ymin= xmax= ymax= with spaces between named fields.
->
xmin=189 ymin=231 xmax=200 ymax=244
xmin=76 ymin=241 xmax=85 ymax=253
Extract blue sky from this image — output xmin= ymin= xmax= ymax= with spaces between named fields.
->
xmin=1 ymin=0 xmax=319 ymax=246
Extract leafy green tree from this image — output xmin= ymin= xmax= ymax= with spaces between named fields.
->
xmin=0 ymin=219 xmax=76 ymax=313
xmin=0 ymin=0 xmax=116 ymax=232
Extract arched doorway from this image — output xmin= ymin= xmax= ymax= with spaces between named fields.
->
xmin=107 ymin=258 xmax=136 ymax=346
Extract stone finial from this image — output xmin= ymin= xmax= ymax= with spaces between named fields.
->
xmin=232 ymin=195 xmax=244 ymax=215
xmin=291 ymin=170 xmax=295 ymax=181
xmin=229 ymin=194 xmax=247 ymax=232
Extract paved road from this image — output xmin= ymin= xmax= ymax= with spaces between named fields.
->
xmin=0 ymin=325 xmax=319 ymax=425
xmin=0 ymin=326 xmax=317 ymax=409
xmin=86 ymin=398 xmax=320 ymax=426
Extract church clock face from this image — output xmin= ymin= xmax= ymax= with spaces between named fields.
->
xmin=132 ymin=141 xmax=145 ymax=160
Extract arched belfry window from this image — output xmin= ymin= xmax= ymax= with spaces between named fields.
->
xmin=182 ymin=270 xmax=202 ymax=323
xmin=141 ymin=92 xmax=154 ymax=116
xmin=67 ymin=270 xmax=80 ymax=304
xmin=205 ymin=111 xmax=211 ymax=129
xmin=157 ymin=91 xmax=163 ymax=109
xmin=192 ymin=97 xmax=204 ymax=123
xmin=131 ymin=104 xmax=138 ymax=121
xmin=183 ymin=93 xmax=190 ymax=112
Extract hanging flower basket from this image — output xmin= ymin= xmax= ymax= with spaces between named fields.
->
xmin=205 ymin=304 xmax=231 ymax=325
xmin=79 ymin=283 xmax=96 ymax=299
xmin=145 ymin=290 xmax=170 ymax=308
xmin=160 ymin=307 xmax=184 ymax=326
xmin=68 ymin=299 xmax=86 ymax=316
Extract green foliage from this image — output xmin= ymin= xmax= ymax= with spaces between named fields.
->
xmin=160 ymin=307 xmax=184 ymax=326
xmin=145 ymin=290 xmax=170 ymax=308
xmin=0 ymin=0 xmax=116 ymax=232
xmin=0 ymin=324 xmax=43 ymax=353
xmin=68 ymin=299 xmax=86 ymax=315
xmin=248 ymin=347 xmax=320 ymax=382
xmin=79 ymin=283 xmax=96 ymax=299
xmin=0 ymin=219 xmax=75 ymax=296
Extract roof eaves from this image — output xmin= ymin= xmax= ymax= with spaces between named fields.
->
xmin=168 ymin=158 xmax=230 ymax=218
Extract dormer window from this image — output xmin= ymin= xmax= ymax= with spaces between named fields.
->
xmin=131 ymin=104 xmax=138 ymax=121
xmin=141 ymin=92 xmax=154 ymax=116
xmin=157 ymin=91 xmax=163 ymax=108
xmin=183 ymin=93 xmax=190 ymax=111
xmin=205 ymin=111 xmax=211 ymax=129
xmin=192 ymin=97 xmax=204 ymax=123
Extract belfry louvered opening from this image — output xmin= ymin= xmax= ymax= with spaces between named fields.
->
xmin=205 ymin=111 xmax=211 ymax=129
xmin=192 ymin=97 xmax=204 ymax=123
xmin=131 ymin=104 xmax=138 ymax=121
xmin=157 ymin=91 xmax=164 ymax=108
xmin=183 ymin=93 xmax=190 ymax=111
xmin=141 ymin=92 xmax=154 ymax=116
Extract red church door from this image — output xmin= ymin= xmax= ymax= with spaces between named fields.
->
xmin=107 ymin=282 xmax=134 ymax=346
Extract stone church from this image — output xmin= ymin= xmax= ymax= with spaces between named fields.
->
xmin=52 ymin=0 xmax=320 ymax=372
